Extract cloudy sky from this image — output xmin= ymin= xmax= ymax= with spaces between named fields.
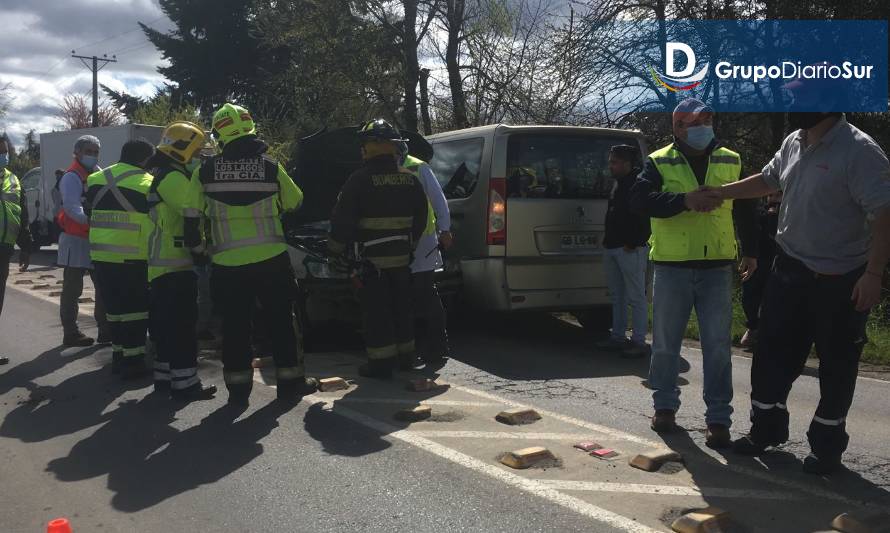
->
xmin=0 ymin=0 xmax=174 ymax=147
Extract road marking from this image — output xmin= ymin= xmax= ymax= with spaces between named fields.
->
xmin=409 ymin=430 xmax=589 ymax=440
xmin=334 ymin=398 xmax=500 ymax=408
xmin=303 ymin=395 xmax=662 ymax=533
xmin=538 ymin=480 xmax=801 ymax=500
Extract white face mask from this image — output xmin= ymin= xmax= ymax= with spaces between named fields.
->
xmin=684 ymin=125 xmax=715 ymax=150
xmin=80 ymin=155 xmax=98 ymax=169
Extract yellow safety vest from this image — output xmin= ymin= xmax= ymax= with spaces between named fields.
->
xmin=402 ymin=155 xmax=437 ymax=237
xmin=648 ymin=144 xmax=741 ymax=262
xmin=87 ymin=163 xmax=154 ymax=263
xmin=1 ymin=169 xmax=22 ymax=246
xmin=147 ymin=163 xmax=194 ymax=281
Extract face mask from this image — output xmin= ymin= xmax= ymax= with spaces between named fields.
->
xmin=80 ymin=155 xmax=98 ymax=169
xmin=684 ymin=126 xmax=715 ymax=151
xmin=0 ymin=154 xmax=8 ymax=169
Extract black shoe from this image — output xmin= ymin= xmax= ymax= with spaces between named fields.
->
xmin=423 ymin=355 xmax=448 ymax=371
xmin=276 ymin=377 xmax=319 ymax=402
xmin=96 ymin=333 xmax=112 ymax=346
xmin=705 ymin=424 xmax=732 ymax=449
xmin=154 ymin=380 xmax=171 ymax=393
xmin=227 ymin=392 xmax=250 ymax=407
xmin=172 ymin=383 xmax=218 ymax=402
xmin=650 ymin=409 xmax=677 ymax=433
xmin=63 ymin=332 xmax=95 ymax=347
xmin=732 ymin=435 xmax=770 ymax=456
xmin=358 ymin=363 xmax=392 ymax=380
xmin=399 ymin=356 xmax=426 ymax=372
xmin=802 ymin=453 xmax=842 ymax=475
xmin=0 ymin=357 xmax=9 ymax=366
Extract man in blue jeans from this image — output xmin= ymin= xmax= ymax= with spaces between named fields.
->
xmin=596 ymin=145 xmax=651 ymax=358
xmin=630 ymin=98 xmax=759 ymax=448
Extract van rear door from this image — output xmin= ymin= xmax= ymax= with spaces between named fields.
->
xmin=502 ymin=132 xmax=642 ymax=291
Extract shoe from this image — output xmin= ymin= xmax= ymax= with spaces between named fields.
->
xmin=732 ymin=435 xmax=770 ymax=455
xmin=0 ymin=356 xmax=9 ymax=366
xmin=802 ymin=453 xmax=842 ymax=475
xmin=276 ymin=377 xmax=319 ymax=404
xmin=96 ymin=333 xmax=112 ymax=346
xmin=651 ymin=409 xmax=677 ymax=433
xmin=621 ymin=342 xmax=651 ymax=359
xmin=172 ymin=383 xmax=218 ymax=402
xmin=705 ymin=424 xmax=732 ymax=449
xmin=227 ymin=392 xmax=250 ymax=407
xmin=423 ymin=355 xmax=449 ymax=371
xmin=154 ymin=380 xmax=171 ymax=393
xmin=399 ymin=356 xmax=426 ymax=372
xmin=740 ymin=329 xmax=758 ymax=348
xmin=63 ymin=332 xmax=95 ymax=347
xmin=595 ymin=337 xmax=631 ymax=352
xmin=358 ymin=363 xmax=392 ymax=380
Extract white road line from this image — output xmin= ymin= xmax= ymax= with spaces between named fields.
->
xmin=537 ymin=480 xmax=801 ymax=500
xmin=334 ymin=398 xmax=500 ymax=408
xmin=408 ymin=430 xmax=589 ymax=440
xmin=303 ymin=395 xmax=661 ymax=533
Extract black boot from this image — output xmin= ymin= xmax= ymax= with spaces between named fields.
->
xmin=227 ymin=383 xmax=252 ymax=407
xmin=802 ymin=453 xmax=842 ymax=475
xmin=153 ymin=380 xmax=171 ymax=394
xmin=120 ymin=358 xmax=150 ymax=380
xmin=732 ymin=435 xmax=771 ymax=455
xmin=359 ymin=359 xmax=394 ymax=380
xmin=172 ymin=383 xmax=218 ymax=402
xmin=63 ymin=332 xmax=95 ymax=347
xmin=276 ymin=377 xmax=319 ymax=404
xmin=399 ymin=355 xmax=426 ymax=372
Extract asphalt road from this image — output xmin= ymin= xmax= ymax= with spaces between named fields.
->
xmin=1 ymin=252 xmax=889 ymax=532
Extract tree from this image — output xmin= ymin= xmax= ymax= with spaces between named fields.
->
xmin=57 ymin=94 xmax=123 ymax=130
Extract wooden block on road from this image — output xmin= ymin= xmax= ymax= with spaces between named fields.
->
xmin=499 ymin=446 xmax=555 ymax=469
xmin=318 ymin=377 xmax=350 ymax=392
xmin=671 ymin=507 xmax=730 ymax=533
xmin=78 ymin=297 xmax=94 ymax=303
xmin=591 ymin=448 xmax=619 ymax=459
xmin=394 ymin=405 xmax=432 ymax=422
xmin=573 ymin=441 xmax=603 ymax=452
xmin=38 ymin=274 xmax=55 ymax=280
xmin=832 ymin=511 xmax=890 ymax=533
xmin=629 ymin=449 xmax=683 ymax=472
xmin=49 ymin=290 xmax=63 ymax=297
xmin=14 ymin=279 xmax=33 ymax=285
xmin=55 ymin=280 xmax=64 ymax=285
xmin=495 ymin=407 xmax=542 ymax=425
xmin=31 ymin=284 xmax=50 ymax=290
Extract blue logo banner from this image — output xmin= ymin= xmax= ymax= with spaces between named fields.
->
xmin=598 ymin=20 xmax=888 ymax=112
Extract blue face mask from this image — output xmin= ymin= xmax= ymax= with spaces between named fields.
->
xmin=80 ymin=155 xmax=98 ymax=170
xmin=684 ymin=125 xmax=714 ymax=151
xmin=0 ymin=154 xmax=8 ymax=169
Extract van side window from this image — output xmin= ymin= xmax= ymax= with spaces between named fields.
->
xmin=429 ymin=138 xmax=484 ymax=199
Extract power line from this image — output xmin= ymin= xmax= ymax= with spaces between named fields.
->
xmin=73 ymin=15 xmax=166 ymax=53
xmin=71 ymin=53 xmax=118 ymax=127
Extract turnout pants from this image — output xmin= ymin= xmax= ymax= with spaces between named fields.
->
xmin=749 ymin=252 xmax=868 ymax=459
xmin=411 ymin=270 xmax=448 ymax=361
xmin=93 ymin=261 xmax=149 ymax=371
xmin=0 ymin=245 xmax=10 ymax=318
xmin=211 ymin=253 xmax=304 ymax=397
xmin=360 ymin=265 xmax=414 ymax=371
xmin=61 ymin=266 xmax=110 ymax=338
xmin=150 ymin=271 xmax=199 ymax=390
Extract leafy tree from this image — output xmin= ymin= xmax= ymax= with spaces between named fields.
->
xmin=57 ymin=94 xmax=123 ymax=130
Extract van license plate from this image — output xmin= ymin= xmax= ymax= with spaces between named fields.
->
xmin=561 ymin=234 xmax=598 ymax=249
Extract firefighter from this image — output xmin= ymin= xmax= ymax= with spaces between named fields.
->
xmin=183 ymin=103 xmax=317 ymax=406
xmin=86 ymin=140 xmax=156 ymax=379
xmin=1 ymin=136 xmax=32 ymax=367
xmin=145 ymin=122 xmax=217 ymax=401
xmin=328 ymin=119 xmax=429 ymax=379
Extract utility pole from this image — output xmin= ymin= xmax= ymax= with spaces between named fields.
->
xmin=71 ymin=51 xmax=117 ymax=127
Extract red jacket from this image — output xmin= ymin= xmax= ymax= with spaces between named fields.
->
xmin=55 ymin=160 xmax=91 ymax=238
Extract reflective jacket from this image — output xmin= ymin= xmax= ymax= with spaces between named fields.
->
xmin=147 ymin=160 xmax=195 ymax=281
xmin=1 ymin=168 xmax=29 ymax=247
xmin=86 ymin=163 xmax=154 ymax=263
xmin=648 ymin=144 xmax=742 ymax=262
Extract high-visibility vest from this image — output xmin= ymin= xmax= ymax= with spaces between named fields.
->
xmin=55 ymin=160 xmax=92 ymax=238
xmin=86 ymin=163 xmax=154 ymax=263
xmin=402 ymin=155 xmax=437 ymax=237
xmin=1 ymin=169 xmax=22 ymax=246
xmin=147 ymin=163 xmax=194 ymax=282
xmin=648 ymin=144 xmax=742 ymax=262
xmin=184 ymin=154 xmax=303 ymax=267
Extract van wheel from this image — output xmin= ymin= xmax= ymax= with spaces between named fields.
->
xmin=573 ymin=307 xmax=612 ymax=338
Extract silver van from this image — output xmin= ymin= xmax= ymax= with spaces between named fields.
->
xmin=426 ymin=125 xmax=647 ymax=332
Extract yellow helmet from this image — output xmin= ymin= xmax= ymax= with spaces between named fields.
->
xmin=211 ymin=103 xmax=256 ymax=147
xmin=157 ymin=121 xmax=206 ymax=164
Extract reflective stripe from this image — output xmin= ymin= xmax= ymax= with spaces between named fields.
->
xmin=183 ymin=208 xmax=202 ymax=217
xmin=367 ymin=255 xmax=411 ymax=269
xmin=264 ymin=197 xmax=277 ymax=236
xmin=359 ymin=217 xmax=413 ymax=230
xmin=90 ymin=220 xmax=141 ymax=231
xmin=106 ymin=311 xmax=150 ymax=323
xmin=150 ymin=257 xmax=194 ymax=268
xmin=1 ymin=192 xmax=18 ymax=202
xmin=752 ymin=400 xmax=787 ymax=410
xmin=397 ymin=340 xmax=416 ymax=355
xmin=812 ymin=415 xmax=846 ymax=426
xmin=276 ymin=367 xmax=305 ymax=381
xmin=90 ymin=242 xmax=140 ymax=255
xmin=154 ymin=362 xmax=171 ymax=371
xmin=204 ymin=182 xmax=280 ymax=193
xmin=253 ymin=200 xmax=267 ymax=239
xmin=92 ymin=169 xmax=144 ymax=212
xmin=171 ymin=375 xmax=200 ymax=390
xmin=367 ymin=344 xmax=398 ymax=360
xmin=154 ymin=372 xmax=171 ymax=382
xmin=217 ymin=202 xmax=232 ymax=244
xmin=653 ymin=156 xmax=686 ymax=166
xmin=710 ymin=155 xmax=740 ymax=165
xmin=112 ymin=344 xmax=123 ymax=353
xmin=224 ymin=369 xmax=254 ymax=384
xmin=212 ymin=234 xmax=284 ymax=253
xmin=122 ymin=346 xmax=145 ymax=357
xmin=364 ymin=235 xmax=409 ymax=247
xmin=171 ymin=368 xmax=197 ymax=378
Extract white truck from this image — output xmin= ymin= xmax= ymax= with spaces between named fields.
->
xmin=24 ymin=124 xmax=164 ymax=246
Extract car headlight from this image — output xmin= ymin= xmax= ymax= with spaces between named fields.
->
xmin=306 ymin=259 xmax=347 ymax=279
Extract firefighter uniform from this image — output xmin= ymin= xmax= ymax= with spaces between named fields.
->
xmin=183 ymin=103 xmax=316 ymax=405
xmin=147 ymin=122 xmax=217 ymax=401
xmin=86 ymin=144 xmax=155 ymax=379
xmin=2 ymin=166 xmax=32 ymax=327
xmin=328 ymin=119 xmax=429 ymax=379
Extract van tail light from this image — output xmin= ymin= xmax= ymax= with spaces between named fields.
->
xmin=487 ymin=177 xmax=507 ymax=245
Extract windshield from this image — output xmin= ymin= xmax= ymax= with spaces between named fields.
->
xmin=506 ymin=133 xmax=641 ymax=200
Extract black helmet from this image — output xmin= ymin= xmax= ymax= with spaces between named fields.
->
xmin=357 ymin=119 xmax=409 ymax=142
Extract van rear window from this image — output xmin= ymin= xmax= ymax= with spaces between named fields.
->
xmin=506 ymin=134 xmax=639 ymax=199
xmin=429 ymin=137 xmax=484 ymax=199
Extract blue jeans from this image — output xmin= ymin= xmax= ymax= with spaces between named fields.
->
xmin=649 ymin=264 xmax=734 ymax=426
xmin=603 ymin=246 xmax=649 ymax=343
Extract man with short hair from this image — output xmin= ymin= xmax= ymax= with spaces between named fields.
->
xmin=1 ymin=136 xmax=32 ymax=366
xmin=716 ymin=80 xmax=890 ymax=474
xmin=57 ymin=135 xmax=110 ymax=347
xmin=630 ymin=98 xmax=758 ymax=449
xmin=596 ymin=144 xmax=651 ymax=358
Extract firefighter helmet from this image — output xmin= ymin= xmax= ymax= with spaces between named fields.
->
xmin=157 ymin=121 xmax=206 ymax=164
xmin=211 ymin=103 xmax=256 ymax=147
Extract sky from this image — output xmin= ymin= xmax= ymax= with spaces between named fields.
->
xmin=0 ymin=0 xmax=174 ymax=148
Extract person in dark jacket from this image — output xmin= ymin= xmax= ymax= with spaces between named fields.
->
xmin=596 ymin=144 xmax=652 ymax=358
xmin=1 ymin=136 xmax=32 ymax=366
xmin=740 ymin=191 xmax=782 ymax=348
xmin=328 ymin=119 xmax=429 ymax=379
